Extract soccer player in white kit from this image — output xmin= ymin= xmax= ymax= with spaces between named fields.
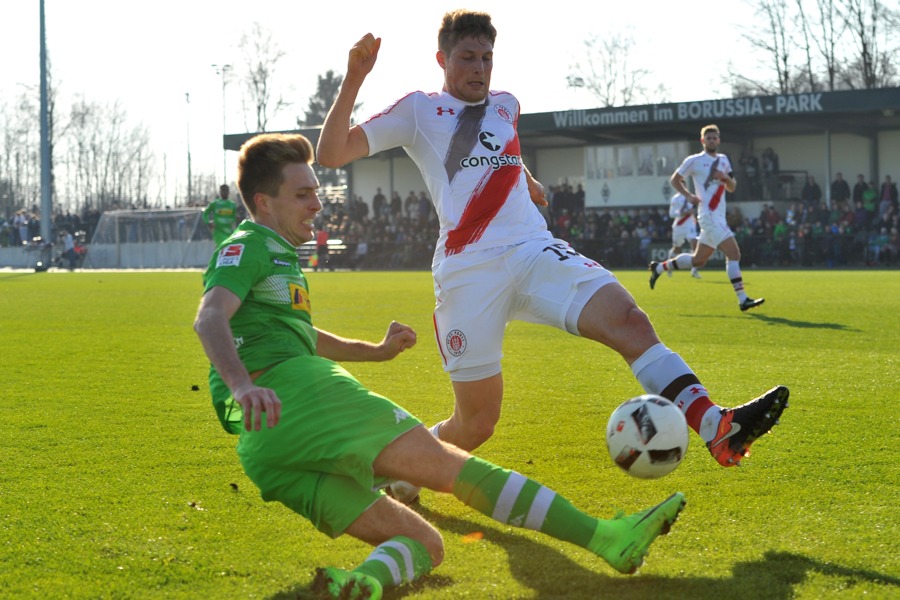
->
xmin=649 ymin=125 xmax=764 ymax=311
xmin=318 ymin=11 xmax=788 ymax=504
xmin=667 ymin=193 xmax=702 ymax=279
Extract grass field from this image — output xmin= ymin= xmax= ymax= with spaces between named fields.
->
xmin=1 ymin=268 xmax=898 ymax=599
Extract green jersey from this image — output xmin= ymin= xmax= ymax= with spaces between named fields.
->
xmin=202 ymin=220 xmax=317 ymax=432
xmin=203 ymin=198 xmax=238 ymax=244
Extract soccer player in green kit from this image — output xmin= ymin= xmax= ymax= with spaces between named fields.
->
xmin=202 ymin=184 xmax=238 ymax=244
xmin=193 ymin=132 xmax=686 ymax=600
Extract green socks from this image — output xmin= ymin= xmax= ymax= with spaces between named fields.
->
xmin=453 ymin=456 xmax=599 ymax=549
xmin=352 ymin=535 xmax=433 ymax=588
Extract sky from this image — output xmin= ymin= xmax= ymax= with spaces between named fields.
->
xmin=1 ymin=0 xmax=762 ymax=203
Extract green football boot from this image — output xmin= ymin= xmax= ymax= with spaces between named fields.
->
xmin=590 ymin=492 xmax=686 ymax=575
xmin=312 ymin=567 xmax=383 ymax=599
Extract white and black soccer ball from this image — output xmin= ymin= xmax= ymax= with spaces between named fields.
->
xmin=605 ymin=394 xmax=689 ymax=479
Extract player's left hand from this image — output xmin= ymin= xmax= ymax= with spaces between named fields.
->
xmin=527 ymin=177 xmax=548 ymax=207
xmin=379 ymin=320 xmax=417 ymax=359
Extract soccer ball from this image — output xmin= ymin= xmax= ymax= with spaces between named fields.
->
xmin=605 ymin=394 xmax=689 ymax=479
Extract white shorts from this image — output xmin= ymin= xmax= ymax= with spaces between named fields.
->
xmin=697 ymin=214 xmax=735 ymax=249
xmin=671 ymin=221 xmax=698 ymax=248
xmin=432 ymin=235 xmax=616 ymax=381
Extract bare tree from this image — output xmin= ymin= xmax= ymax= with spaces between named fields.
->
xmin=739 ymin=0 xmax=795 ymax=94
xmin=61 ymin=98 xmax=155 ymax=211
xmin=0 ymin=92 xmax=41 ymax=212
xmin=239 ymin=22 xmax=291 ymax=132
xmin=567 ymin=30 xmax=667 ymax=107
xmin=838 ymin=0 xmax=899 ymax=88
xmin=810 ymin=0 xmax=844 ymax=90
xmin=733 ymin=0 xmax=898 ymax=95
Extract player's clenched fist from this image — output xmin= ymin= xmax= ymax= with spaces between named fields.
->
xmin=347 ymin=33 xmax=381 ymax=78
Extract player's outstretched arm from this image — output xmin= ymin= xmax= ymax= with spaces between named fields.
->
xmin=317 ymin=34 xmax=379 ymax=168
xmin=194 ymin=286 xmax=281 ymax=431
xmin=315 ymin=321 xmax=417 ymax=362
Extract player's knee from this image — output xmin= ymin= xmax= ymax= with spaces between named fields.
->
xmin=619 ymin=306 xmax=660 ymax=354
xmin=462 ymin=416 xmax=496 ymax=449
xmin=626 ymin=305 xmax=654 ymax=334
xmin=417 ymin=527 xmax=445 ymax=567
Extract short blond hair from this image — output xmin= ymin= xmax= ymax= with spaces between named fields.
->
xmin=237 ymin=134 xmax=314 ymax=215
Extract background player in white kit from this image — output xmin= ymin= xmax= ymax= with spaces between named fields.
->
xmin=649 ymin=125 xmax=764 ymax=312
xmin=667 ymin=193 xmax=701 ymax=279
xmin=318 ymin=11 xmax=788 ymax=504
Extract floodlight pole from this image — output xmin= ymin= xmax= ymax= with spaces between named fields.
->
xmin=186 ymin=92 xmax=192 ymax=206
xmin=213 ymin=64 xmax=233 ymax=185
xmin=39 ymin=0 xmax=52 ymax=243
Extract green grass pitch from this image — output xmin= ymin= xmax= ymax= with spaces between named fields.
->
xmin=1 ymin=269 xmax=897 ymax=599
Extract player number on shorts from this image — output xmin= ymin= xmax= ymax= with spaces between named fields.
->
xmin=542 ymin=243 xmax=579 ymax=261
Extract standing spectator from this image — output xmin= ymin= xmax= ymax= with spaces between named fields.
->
xmin=852 ymin=173 xmax=868 ymax=205
xmin=372 ymin=187 xmax=386 ymax=218
xmin=404 ymin=190 xmax=417 ymax=219
xmin=203 ymin=184 xmax=238 ymax=244
xmin=741 ymin=153 xmax=761 ymax=198
xmin=761 ymin=147 xmax=779 ymax=199
xmin=572 ymin=183 xmax=586 ymax=217
xmin=416 ymin=190 xmax=431 ymax=226
xmin=390 ymin=190 xmax=403 ymax=218
xmin=315 ymin=226 xmax=330 ymax=271
xmin=801 ymin=176 xmax=822 ymax=209
xmin=14 ymin=209 xmax=29 ymax=246
xmin=876 ymin=181 xmax=892 ymax=222
xmin=880 ymin=175 xmax=899 ymax=210
xmin=853 ymin=200 xmax=869 ymax=230
xmin=863 ymin=180 xmax=879 ymax=222
xmin=830 ymin=172 xmax=851 ymax=205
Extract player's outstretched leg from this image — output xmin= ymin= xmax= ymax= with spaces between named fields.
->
xmin=313 ymin=567 xmax=383 ymax=600
xmin=453 ymin=456 xmax=686 ymax=575
xmin=708 ymin=385 xmax=790 ymax=467
xmin=589 ymin=492 xmax=687 ymax=574
xmin=387 ymin=422 xmax=443 ymax=504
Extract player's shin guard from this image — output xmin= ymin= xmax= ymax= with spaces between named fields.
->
xmin=352 ymin=536 xmax=433 ymax=589
xmin=630 ymin=343 xmax=719 ymax=440
xmin=453 ymin=456 xmax=598 ymax=548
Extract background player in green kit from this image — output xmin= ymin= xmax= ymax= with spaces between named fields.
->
xmin=202 ymin=184 xmax=238 ymax=244
xmin=193 ymin=132 xmax=686 ymax=600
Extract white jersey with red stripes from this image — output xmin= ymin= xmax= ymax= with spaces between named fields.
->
xmin=359 ymin=90 xmax=549 ymax=270
xmin=668 ymin=193 xmax=695 ymax=226
xmin=675 ymin=151 xmax=733 ymax=225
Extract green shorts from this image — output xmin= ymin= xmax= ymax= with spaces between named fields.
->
xmin=236 ymin=355 xmax=421 ymax=538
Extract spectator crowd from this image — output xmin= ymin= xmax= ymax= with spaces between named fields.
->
xmin=3 ymin=171 xmax=897 ymax=270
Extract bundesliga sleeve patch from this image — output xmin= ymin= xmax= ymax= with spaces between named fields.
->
xmin=216 ymin=244 xmax=244 ymax=267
